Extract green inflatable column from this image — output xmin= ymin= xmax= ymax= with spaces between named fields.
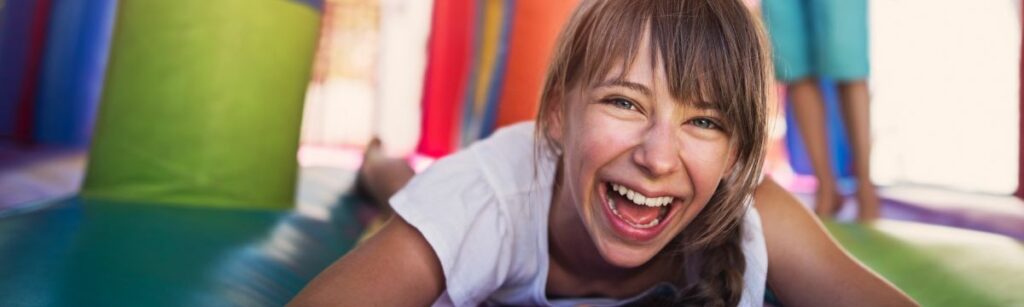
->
xmin=83 ymin=0 xmax=322 ymax=209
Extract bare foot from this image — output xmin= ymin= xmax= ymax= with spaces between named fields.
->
xmin=355 ymin=138 xmax=415 ymax=214
xmin=813 ymin=185 xmax=843 ymax=219
xmin=356 ymin=138 xmax=389 ymax=208
xmin=856 ymin=183 xmax=881 ymax=223
xmin=360 ymin=138 xmax=385 ymax=175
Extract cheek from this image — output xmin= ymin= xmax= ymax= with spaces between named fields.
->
xmin=577 ymin=107 xmax=647 ymax=156
xmin=680 ymin=139 xmax=733 ymax=194
xmin=576 ymin=117 xmax=633 ymax=163
xmin=563 ymin=108 xmax=641 ymax=202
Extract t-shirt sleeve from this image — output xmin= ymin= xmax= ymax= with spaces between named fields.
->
xmin=738 ymin=202 xmax=768 ymax=307
xmin=389 ymin=151 xmax=514 ymax=306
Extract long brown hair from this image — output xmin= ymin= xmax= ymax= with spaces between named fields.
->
xmin=535 ymin=0 xmax=771 ymax=305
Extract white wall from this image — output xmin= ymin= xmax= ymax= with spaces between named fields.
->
xmin=870 ymin=0 xmax=1020 ymax=194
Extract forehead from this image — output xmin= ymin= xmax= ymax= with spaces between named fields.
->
xmin=601 ymin=34 xmax=660 ymax=91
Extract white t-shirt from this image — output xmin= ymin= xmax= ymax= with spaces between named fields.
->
xmin=390 ymin=122 xmax=768 ymax=306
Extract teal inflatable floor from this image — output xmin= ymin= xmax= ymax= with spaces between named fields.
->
xmin=0 ymin=167 xmax=364 ymax=306
xmin=1 ymin=167 xmax=1022 ymax=306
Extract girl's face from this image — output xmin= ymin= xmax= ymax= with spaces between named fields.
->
xmin=552 ymin=40 xmax=736 ymax=268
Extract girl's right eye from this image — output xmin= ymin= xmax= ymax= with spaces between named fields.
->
xmin=603 ymin=98 xmax=637 ymax=111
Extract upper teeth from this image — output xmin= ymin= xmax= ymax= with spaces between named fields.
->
xmin=610 ymin=183 xmax=674 ymax=207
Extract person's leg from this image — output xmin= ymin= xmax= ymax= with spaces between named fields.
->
xmin=788 ymin=78 xmax=842 ymax=218
xmin=358 ymin=139 xmax=415 ymax=212
xmin=837 ymin=80 xmax=879 ymax=222
xmin=815 ymin=0 xmax=875 ymax=222
xmin=764 ymin=0 xmax=843 ymax=216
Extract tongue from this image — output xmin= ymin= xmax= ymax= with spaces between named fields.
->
xmin=614 ymin=193 xmax=661 ymax=225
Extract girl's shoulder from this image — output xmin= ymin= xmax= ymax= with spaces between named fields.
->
xmin=469 ymin=121 xmax=556 ymax=196
xmin=387 ymin=121 xmax=554 ymax=305
xmin=394 ymin=121 xmax=552 ymax=205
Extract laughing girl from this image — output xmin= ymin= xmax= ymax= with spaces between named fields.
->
xmin=292 ymin=0 xmax=916 ymax=306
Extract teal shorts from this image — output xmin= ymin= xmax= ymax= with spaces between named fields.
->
xmin=762 ymin=0 xmax=869 ymax=82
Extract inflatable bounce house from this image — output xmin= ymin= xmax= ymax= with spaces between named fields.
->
xmin=1 ymin=0 xmax=1023 ymax=306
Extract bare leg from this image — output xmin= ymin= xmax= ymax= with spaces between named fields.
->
xmin=358 ymin=139 xmax=415 ymax=212
xmin=837 ymin=80 xmax=880 ymax=222
xmin=788 ymin=78 xmax=842 ymax=218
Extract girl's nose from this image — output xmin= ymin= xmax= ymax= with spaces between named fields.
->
xmin=632 ymin=123 xmax=683 ymax=178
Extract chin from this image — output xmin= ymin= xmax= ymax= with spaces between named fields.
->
xmin=594 ymin=239 xmax=664 ymax=268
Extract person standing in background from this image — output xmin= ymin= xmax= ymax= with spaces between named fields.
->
xmin=761 ymin=0 xmax=879 ymax=222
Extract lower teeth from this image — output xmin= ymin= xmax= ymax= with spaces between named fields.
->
xmin=608 ymin=191 xmax=662 ymax=229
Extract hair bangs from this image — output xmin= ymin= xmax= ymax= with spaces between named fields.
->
xmin=649 ymin=0 xmax=760 ymax=134
xmin=565 ymin=1 xmax=652 ymax=96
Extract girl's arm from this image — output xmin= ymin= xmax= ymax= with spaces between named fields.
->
xmin=753 ymin=178 xmax=918 ymax=307
xmin=289 ymin=215 xmax=445 ymax=306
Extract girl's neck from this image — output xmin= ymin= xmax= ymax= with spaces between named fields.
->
xmin=545 ymin=182 xmax=676 ymax=299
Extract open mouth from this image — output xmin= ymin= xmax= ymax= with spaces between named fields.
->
xmin=599 ymin=181 xmax=681 ymax=241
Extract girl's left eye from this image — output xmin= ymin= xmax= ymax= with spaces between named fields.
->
xmin=690 ymin=118 xmax=719 ymax=130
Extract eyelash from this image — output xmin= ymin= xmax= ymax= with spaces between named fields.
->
xmin=689 ymin=118 xmax=721 ymax=130
xmin=602 ymin=97 xmax=637 ymax=111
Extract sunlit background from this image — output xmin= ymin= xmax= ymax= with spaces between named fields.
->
xmin=870 ymin=0 xmax=1019 ymax=194
xmin=1 ymin=0 xmax=1021 ymax=233
xmin=1 ymin=0 xmax=1021 ymax=236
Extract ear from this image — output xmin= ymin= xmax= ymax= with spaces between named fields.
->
xmin=726 ymin=160 xmax=742 ymax=183
xmin=547 ymin=114 xmax=564 ymax=145
xmin=542 ymin=93 xmax=567 ymax=151
xmin=723 ymin=145 xmax=741 ymax=181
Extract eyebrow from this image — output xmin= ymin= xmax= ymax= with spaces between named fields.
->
xmin=595 ymin=78 xmax=721 ymax=111
xmin=595 ymin=79 xmax=652 ymax=97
